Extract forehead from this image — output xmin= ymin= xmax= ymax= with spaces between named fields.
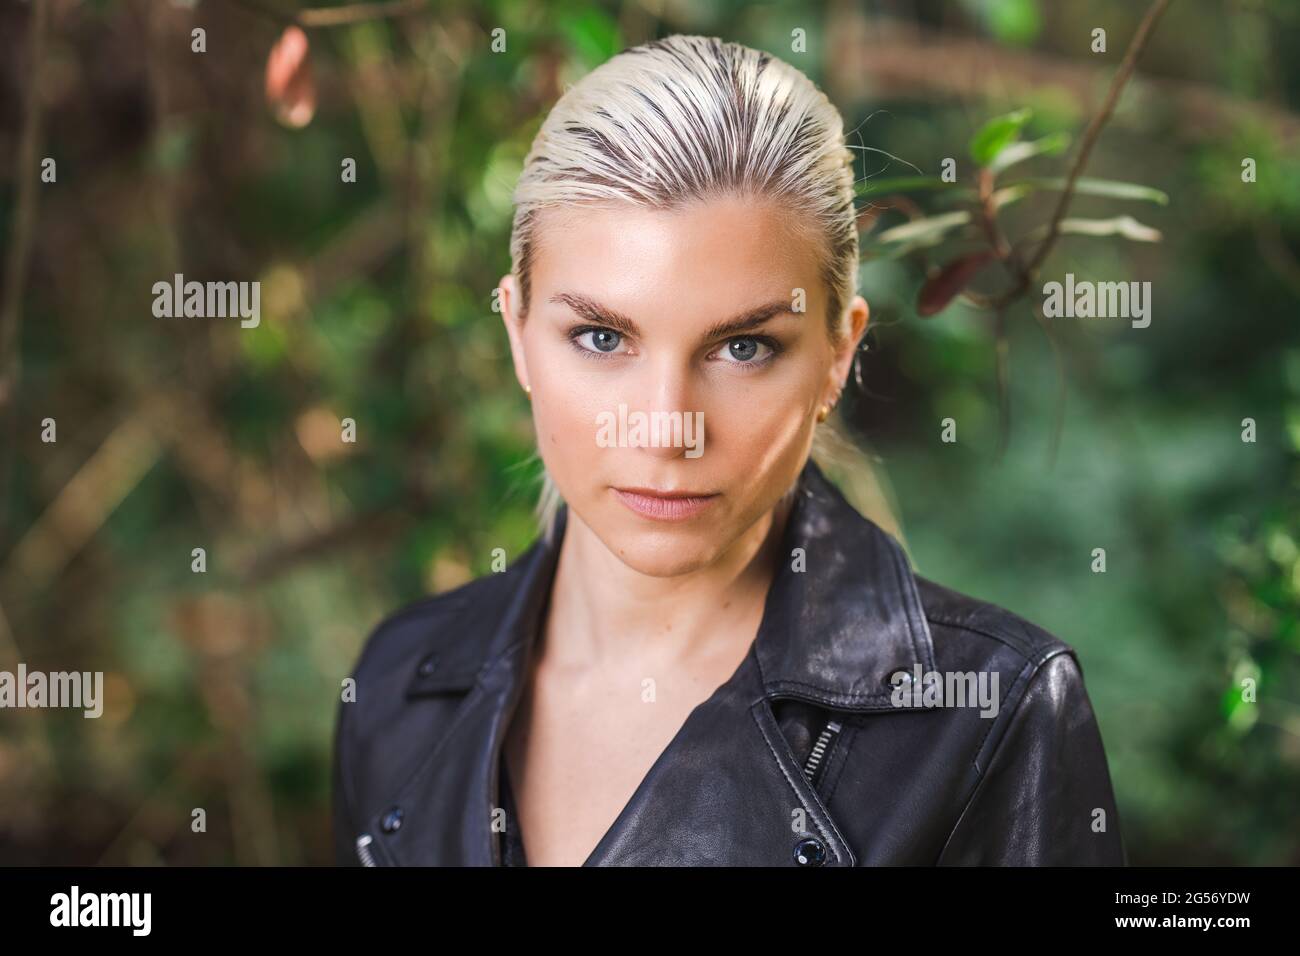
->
xmin=531 ymin=195 xmax=823 ymax=306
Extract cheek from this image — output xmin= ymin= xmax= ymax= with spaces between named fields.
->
xmin=525 ymin=342 xmax=606 ymax=476
xmin=704 ymin=361 xmax=819 ymax=460
xmin=712 ymin=403 xmax=811 ymax=509
xmin=532 ymin=390 xmax=594 ymax=454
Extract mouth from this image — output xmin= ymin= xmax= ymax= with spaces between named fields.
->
xmin=611 ymin=486 xmax=720 ymax=521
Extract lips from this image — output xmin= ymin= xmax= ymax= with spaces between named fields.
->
xmin=612 ymin=487 xmax=719 ymax=521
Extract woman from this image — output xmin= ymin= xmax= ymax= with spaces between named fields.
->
xmin=332 ymin=34 xmax=1125 ymax=867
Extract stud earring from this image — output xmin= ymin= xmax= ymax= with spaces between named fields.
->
xmin=816 ymin=403 xmax=830 ymax=423
xmin=524 ymin=384 xmax=531 ymax=396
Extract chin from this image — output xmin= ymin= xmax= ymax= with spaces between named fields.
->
xmin=596 ymin=518 xmax=730 ymax=578
xmin=616 ymin=543 xmax=721 ymax=578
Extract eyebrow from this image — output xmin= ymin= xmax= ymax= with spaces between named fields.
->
xmin=548 ymin=292 xmax=799 ymax=340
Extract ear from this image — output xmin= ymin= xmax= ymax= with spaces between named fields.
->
xmin=826 ymin=294 xmax=870 ymax=400
xmin=498 ymin=273 xmax=531 ymax=395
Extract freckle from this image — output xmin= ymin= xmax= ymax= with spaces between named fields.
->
xmin=722 ymin=601 xmax=731 ymax=609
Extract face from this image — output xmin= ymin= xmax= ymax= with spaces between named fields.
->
xmin=499 ymin=193 xmax=868 ymax=577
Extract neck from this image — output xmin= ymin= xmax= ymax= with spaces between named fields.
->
xmin=542 ymin=493 xmax=795 ymax=673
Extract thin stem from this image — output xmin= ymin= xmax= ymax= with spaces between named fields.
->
xmin=984 ymin=0 xmax=1174 ymax=311
xmin=971 ymin=0 xmax=1170 ymax=460
xmin=994 ymin=307 xmax=1011 ymax=462
xmin=1023 ymin=0 xmax=1173 ymax=277
xmin=0 ymin=0 xmax=49 ymax=551
xmin=1029 ymin=300 xmax=1067 ymax=468
xmin=228 ymin=0 xmax=430 ymax=28
xmin=299 ymin=0 xmax=428 ymax=27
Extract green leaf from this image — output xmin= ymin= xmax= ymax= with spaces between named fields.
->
xmin=990 ymin=184 xmax=1033 ymax=209
xmin=985 ymin=0 xmax=1042 ymax=45
xmin=1059 ymin=216 xmax=1162 ymax=241
xmin=855 ymin=176 xmax=956 ymax=198
xmin=558 ymin=9 xmax=622 ymax=68
xmin=969 ymin=108 xmax=1032 ymax=167
xmin=1007 ymin=176 xmax=1170 ymax=205
xmin=875 ymin=210 xmax=972 ymax=245
xmin=1026 ymin=215 xmax=1163 ymax=243
xmin=987 ymin=132 xmax=1071 ymax=174
xmin=864 ymin=210 xmax=976 ymax=259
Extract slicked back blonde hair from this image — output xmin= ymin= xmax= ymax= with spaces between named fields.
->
xmin=507 ymin=34 xmax=868 ymax=542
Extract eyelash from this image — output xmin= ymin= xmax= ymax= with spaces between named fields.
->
xmin=566 ymin=325 xmax=783 ymax=368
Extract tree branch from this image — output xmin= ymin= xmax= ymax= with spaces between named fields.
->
xmin=0 ymin=0 xmax=49 ymax=550
xmin=1023 ymin=0 xmax=1174 ymax=278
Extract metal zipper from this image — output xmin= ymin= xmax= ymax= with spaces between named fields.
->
xmin=356 ymin=833 xmax=377 ymax=867
xmin=802 ymin=718 xmax=843 ymax=786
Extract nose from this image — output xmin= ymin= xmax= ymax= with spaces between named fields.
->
xmin=630 ymin=356 xmax=701 ymax=462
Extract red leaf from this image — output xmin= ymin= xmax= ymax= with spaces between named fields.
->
xmin=916 ymin=251 xmax=997 ymax=317
xmin=265 ymin=25 xmax=316 ymax=128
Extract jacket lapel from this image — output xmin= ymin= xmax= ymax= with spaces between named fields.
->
xmin=579 ymin=645 xmax=860 ymax=866
xmin=755 ymin=456 xmax=937 ymax=707
xmin=364 ymin=517 xmax=562 ymax=867
xmin=371 ymin=457 xmax=934 ymax=866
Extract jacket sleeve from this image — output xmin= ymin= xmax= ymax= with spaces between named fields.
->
xmin=936 ymin=650 xmax=1126 ymax=865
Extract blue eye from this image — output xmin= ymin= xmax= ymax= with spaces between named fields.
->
xmin=573 ymin=328 xmax=626 ymax=354
xmin=717 ymin=336 xmax=775 ymax=364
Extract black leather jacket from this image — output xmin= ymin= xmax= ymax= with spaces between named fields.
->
xmin=332 ymin=458 xmax=1126 ymax=866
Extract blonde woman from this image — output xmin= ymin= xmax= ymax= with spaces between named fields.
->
xmin=333 ymin=34 xmax=1125 ymax=867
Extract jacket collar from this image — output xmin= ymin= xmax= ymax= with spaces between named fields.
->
xmin=372 ymin=456 xmax=935 ymax=866
xmin=750 ymin=456 xmax=936 ymax=706
xmin=404 ymin=455 xmax=935 ymax=706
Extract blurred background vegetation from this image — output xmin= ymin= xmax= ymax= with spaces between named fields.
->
xmin=0 ymin=0 xmax=1296 ymax=865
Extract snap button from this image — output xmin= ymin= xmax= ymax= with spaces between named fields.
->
xmin=793 ymin=836 xmax=827 ymax=866
xmin=417 ymin=654 xmax=438 ymax=677
xmin=381 ymin=806 xmax=404 ymax=834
